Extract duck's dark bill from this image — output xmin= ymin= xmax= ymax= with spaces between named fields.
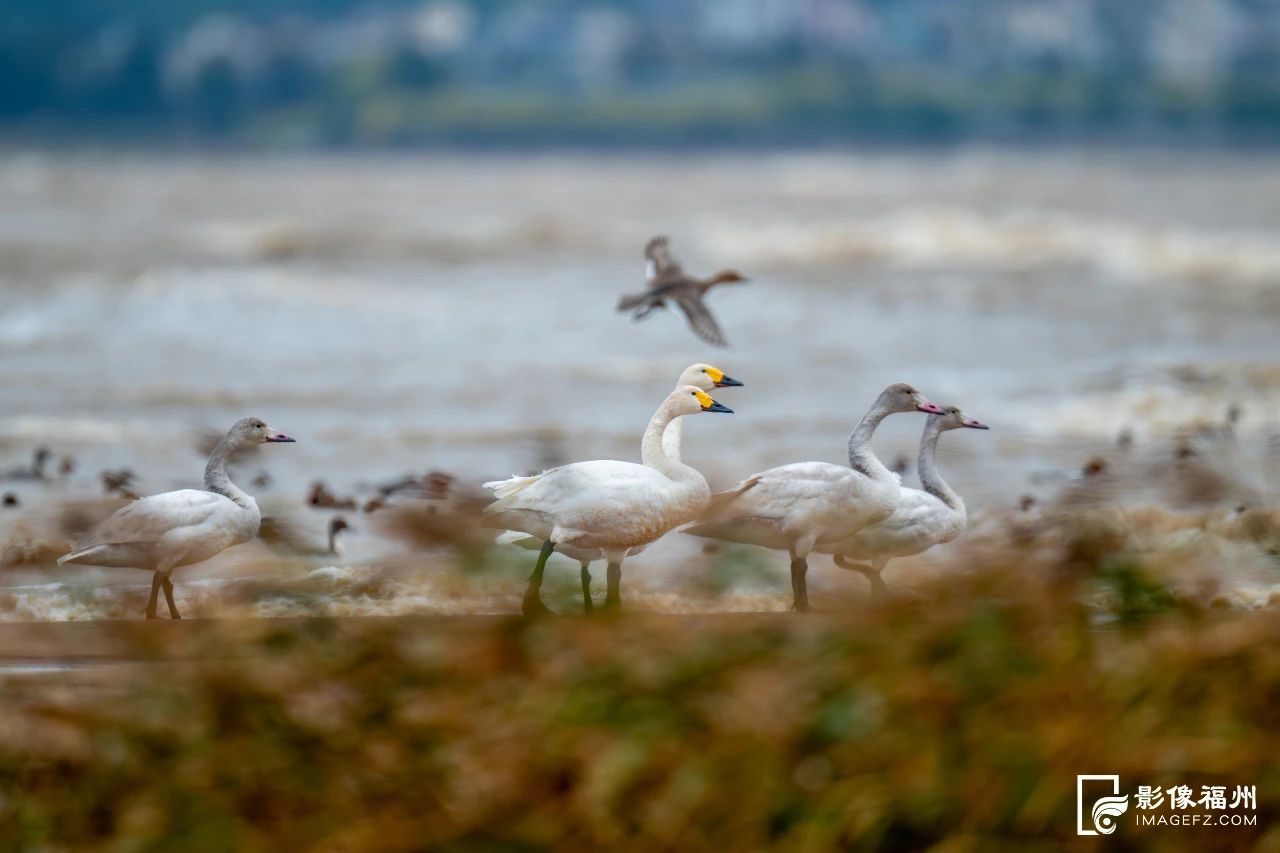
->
xmin=266 ymin=433 xmax=297 ymax=443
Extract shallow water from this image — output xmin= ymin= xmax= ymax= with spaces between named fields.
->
xmin=2 ymin=147 xmax=1279 ymax=619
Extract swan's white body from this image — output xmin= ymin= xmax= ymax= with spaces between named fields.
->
xmin=56 ymin=417 xmax=295 ymax=619
xmin=822 ymin=488 xmax=964 ymax=562
xmin=821 ymin=406 xmax=987 ymax=592
xmin=684 ymin=383 xmax=942 ymax=610
xmin=495 ymin=363 xmax=738 ymax=564
xmin=686 ymin=461 xmax=900 ymax=554
xmin=58 ymin=489 xmax=261 ymax=572
xmin=487 ymin=459 xmax=709 ymax=552
xmin=485 ymin=384 xmax=732 ymax=611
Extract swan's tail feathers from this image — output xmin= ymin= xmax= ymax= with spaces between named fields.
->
xmin=57 ymin=544 xmax=104 ymax=567
xmin=683 ymin=519 xmax=738 ymax=540
xmin=704 ymin=476 xmax=761 ymax=517
xmin=483 ymin=473 xmax=543 ymax=504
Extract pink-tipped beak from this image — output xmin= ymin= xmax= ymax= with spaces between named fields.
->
xmin=963 ymin=418 xmax=990 ymax=430
xmin=916 ymin=399 xmax=945 ymax=414
xmin=265 ymin=432 xmax=296 ymax=443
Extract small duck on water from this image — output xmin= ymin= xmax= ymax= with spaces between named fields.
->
xmin=617 ymin=235 xmax=748 ymax=347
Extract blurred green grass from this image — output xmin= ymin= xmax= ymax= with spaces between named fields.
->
xmin=1 ymin=558 xmax=1276 ymax=851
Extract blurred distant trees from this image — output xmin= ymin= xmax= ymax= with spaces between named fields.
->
xmin=1 ymin=0 xmax=1279 ymax=145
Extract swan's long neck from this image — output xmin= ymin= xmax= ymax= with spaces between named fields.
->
xmin=661 ymin=417 xmax=685 ymax=465
xmin=642 ymin=400 xmax=696 ymax=481
xmin=847 ymin=401 xmax=896 ymax=483
xmin=204 ymin=439 xmax=256 ymax=510
xmin=918 ymin=421 xmax=962 ymax=511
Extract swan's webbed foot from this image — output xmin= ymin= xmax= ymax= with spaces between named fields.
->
xmin=162 ymin=575 xmax=181 ymax=619
xmin=867 ymin=572 xmax=889 ymax=596
xmin=521 ymin=592 xmax=554 ymax=618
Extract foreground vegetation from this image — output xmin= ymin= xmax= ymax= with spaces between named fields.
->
xmin=0 ymin=554 xmax=1276 ymax=851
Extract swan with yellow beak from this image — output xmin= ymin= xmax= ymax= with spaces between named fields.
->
xmin=485 ymin=380 xmax=735 ymax=615
xmin=494 ymin=364 xmax=742 ymax=613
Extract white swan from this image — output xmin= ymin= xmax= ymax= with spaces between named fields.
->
xmin=820 ymin=406 xmax=988 ymax=594
xmin=484 ymin=385 xmax=733 ymax=614
xmin=684 ymin=383 xmax=941 ymax=611
xmin=494 ymin=363 xmax=742 ymax=613
xmin=57 ymin=417 xmax=295 ymax=619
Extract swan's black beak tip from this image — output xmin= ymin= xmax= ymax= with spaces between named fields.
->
xmin=716 ymin=376 xmax=744 ymax=388
xmin=705 ymin=401 xmax=734 ymax=414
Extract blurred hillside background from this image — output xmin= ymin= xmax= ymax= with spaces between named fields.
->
xmin=5 ymin=0 xmax=1280 ymax=146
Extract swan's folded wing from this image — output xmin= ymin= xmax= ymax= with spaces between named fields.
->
xmin=81 ymin=490 xmax=227 ymax=546
xmin=823 ymin=490 xmax=949 ymax=555
xmin=486 ymin=461 xmax=667 ymax=513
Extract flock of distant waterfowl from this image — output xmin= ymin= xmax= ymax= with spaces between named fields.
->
xmin=18 ymin=234 xmax=1262 ymax=620
xmin=47 ymin=366 xmax=985 ymax=618
xmin=19 ymin=234 xmax=992 ymax=619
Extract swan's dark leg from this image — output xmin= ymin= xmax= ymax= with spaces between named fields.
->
xmin=144 ymin=572 xmax=162 ymax=620
xmin=604 ymin=562 xmax=622 ymax=610
xmin=867 ymin=558 xmax=890 ymax=595
xmin=580 ymin=562 xmax=594 ymax=615
xmin=790 ymin=558 xmax=810 ymax=612
xmin=834 ymin=555 xmax=889 ymax=596
xmin=161 ymin=575 xmax=181 ymax=619
xmin=522 ymin=540 xmax=555 ymax=617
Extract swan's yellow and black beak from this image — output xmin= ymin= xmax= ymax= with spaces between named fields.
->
xmin=705 ymin=366 xmax=743 ymax=388
xmin=694 ymin=390 xmax=734 ymax=414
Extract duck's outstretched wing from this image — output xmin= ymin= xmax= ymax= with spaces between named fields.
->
xmin=645 ymin=235 xmax=683 ymax=285
xmin=673 ymin=290 xmax=727 ymax=347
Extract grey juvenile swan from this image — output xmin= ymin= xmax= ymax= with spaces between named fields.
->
xmin=57 ymin=417 xmax=296 ymax=619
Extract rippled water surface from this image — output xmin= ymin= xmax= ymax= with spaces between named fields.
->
xmin=3 ymin=148 xmax=1279 ymax=618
